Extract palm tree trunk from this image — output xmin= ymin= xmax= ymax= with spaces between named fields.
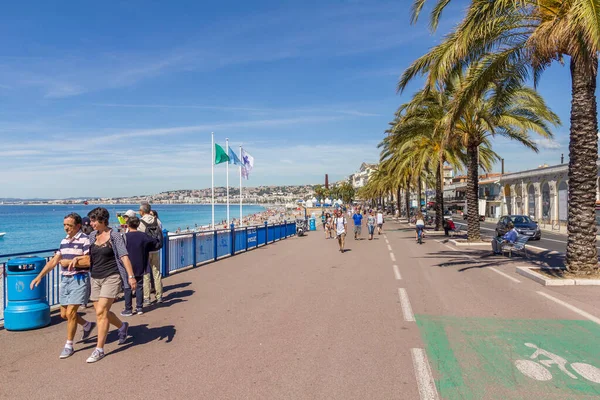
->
xmin=566 ymin=57 xmax=599 ymax=274
xmin=435 ymin=162 xmax=443 ymax=230
xmin=466 ymin=144 xmax=481 ymax=241
xmin=397 ymin=187 xmax=401 ymax=218
xmin=417 ymin=175 xmax=423 ymax=210
xmin=405 ymin=185 xmax=411 ymax=219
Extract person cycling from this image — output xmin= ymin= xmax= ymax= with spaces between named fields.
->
xmin=415 ymin=212 xmax=425 ymax=242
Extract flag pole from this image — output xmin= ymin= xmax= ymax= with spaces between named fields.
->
xmin=211 ymin=132 xmax=215 ymax=230
xmin=226 ymin=138 xmax=230 ymax=226
xmin=239 ymin=145 xmax=243 ymax=226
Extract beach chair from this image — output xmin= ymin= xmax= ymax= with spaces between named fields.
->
xmin=501 ymin=235 xmax=530 ymax=258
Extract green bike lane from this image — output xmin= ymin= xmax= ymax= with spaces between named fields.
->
xmin=384 ymin=223 xmax=600 ymax=400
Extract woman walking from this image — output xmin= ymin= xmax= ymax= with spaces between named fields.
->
xmin=86 ymin=207 xmax=137 ymax=363
xmin=367 ymin=210 xmax=377 ymax=240
xmin=415 ymin=212 xmax=425 ymax=243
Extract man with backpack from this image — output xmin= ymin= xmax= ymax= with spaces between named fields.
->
xmin=122 ymin=217 xmax=160 ymax=316
xmin=138 ymin=202 xmax=164 ymax=305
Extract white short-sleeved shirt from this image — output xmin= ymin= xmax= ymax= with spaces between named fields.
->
xmin=334 ymin=217 xmax=347 ymax=235
xmin=377 ymin=213 xmax=384 ymax=224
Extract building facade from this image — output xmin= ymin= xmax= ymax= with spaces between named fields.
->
xmin=350 ymin=162 xmax=377 ymax=189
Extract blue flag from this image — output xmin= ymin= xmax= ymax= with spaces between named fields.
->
xmin=228 ymin=147 xmax=242 ymax=165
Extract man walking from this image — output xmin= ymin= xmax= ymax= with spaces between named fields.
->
xmin=334 ymin=209 xmax=347 ymax=253
xmin=138 ymin=202 xmax=164 ymax=304
xmin=352 ymin=209 xmax=363 ymax=240
xmin=376 ymin=209 xmax=384 ymax=235
xmin=123 ymin=217 xmax=160 ymax=316
xmin=30 ymin=213 xmax=96 ymax=359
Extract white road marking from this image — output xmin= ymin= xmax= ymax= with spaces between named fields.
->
xmin=387 ymin=244 xmax=392 ymax=251
xmin=398 ymin=288 xmax=415 ymax=322
xmin=515 ymin=359 xmax=553 ymax=381
xmin=390 ymin=252 xmax=396 ymax=262
xmin=411 ymin=348 xmax=440 ymax=400
xmin=385 ymin=238 xmax=390 ymax=244
xmin=537 ymin=291 xmax=600 ymax=325
xmin=488 ymin=267 xmax=521 ymax=283
xmin=393 ymin=264 xmax=401 ymax=280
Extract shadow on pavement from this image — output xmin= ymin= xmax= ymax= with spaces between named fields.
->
xmin=163 ymin=282 xmax=192 ymax=292
xmin=425 ymin=247 xmax=568 ymax=272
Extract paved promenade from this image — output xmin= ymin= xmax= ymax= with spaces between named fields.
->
xmin=1 ymin=220 xmax=599 ymax=399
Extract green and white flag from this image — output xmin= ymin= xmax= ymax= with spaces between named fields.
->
xmin=214 ymin=143 xmax=230 ymax=165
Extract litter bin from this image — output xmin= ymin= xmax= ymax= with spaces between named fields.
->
xmin=4 ymin=257 xmax=50 ymax=331
xmin=309 ymin=218 xmax=316 ymax=231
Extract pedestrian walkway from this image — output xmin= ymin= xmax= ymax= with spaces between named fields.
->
xmin=1 ymin=220 xmax=599 ymax=399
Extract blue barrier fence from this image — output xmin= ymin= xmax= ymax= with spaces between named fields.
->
xmin=1 ymin=221 xmax=296 ymax=322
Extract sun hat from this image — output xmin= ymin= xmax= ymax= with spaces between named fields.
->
xmin=124 ymin=210 xmax=136 ymax=218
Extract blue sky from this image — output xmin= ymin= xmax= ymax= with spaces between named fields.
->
xmin=0 ymin=0 xmax=578 ymax=198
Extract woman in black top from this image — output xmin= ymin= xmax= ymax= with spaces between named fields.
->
xmin=86 ymin=207 xmax=137 ymax=363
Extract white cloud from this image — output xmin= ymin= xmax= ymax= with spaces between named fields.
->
xmin=533 ymin=138 xmax=562 ymax=150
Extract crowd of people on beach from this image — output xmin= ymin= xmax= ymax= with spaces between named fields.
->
xmin=320 ymin=206 xmax=385 ymax=253
xmin=30 ymin=202 xmax=165 ymax=363
xmin=172 ymin=207 xmax=297 ymax=234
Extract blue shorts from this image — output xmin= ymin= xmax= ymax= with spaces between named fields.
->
xmin=59 ymin=274 xmax=90 ymax=306
xmin=368 ymin=225 xmax=375 ymax=234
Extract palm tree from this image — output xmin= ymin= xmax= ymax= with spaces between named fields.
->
xmin=400 ymin=68 xmax=560 ymax=240
xmin=407 ymin=0 xmax=597 ymax=268
xmin=338 ymin=181 xmax=356 ymax=205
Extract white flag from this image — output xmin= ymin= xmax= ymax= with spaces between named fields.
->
xmin=241 ymin=148 xmax=254 ymax=179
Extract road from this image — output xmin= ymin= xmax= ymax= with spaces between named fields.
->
xmin=1 ymin=220 xmax=599 ymax=399
xmin=453 ymin=219 xmax=600 ymax=255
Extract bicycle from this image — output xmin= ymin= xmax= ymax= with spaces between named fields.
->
xmin=514 ymin=343 xmax=600 ymax=383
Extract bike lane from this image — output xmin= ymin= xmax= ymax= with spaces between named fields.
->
xmin=385 ymin=222 xmax=600 ymax=399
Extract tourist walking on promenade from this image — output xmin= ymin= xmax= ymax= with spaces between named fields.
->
xmin=333 ymin=210 xmax=347 ymax=253
xmin=123 ymin=217 xmax=160 ymax=316
xmin=138 ymin=202 xmax=164 ymax=305
xmin=150 ymin=210 xmax=163 ymax=230
xmin=86 ymin=207 xmax=136 ymax=363
xmin=352 ymin=209 xmax=363 ymax=240
xmin=367 ymin=210 xmax=376 ymax=240
xmin=376 ymin=210 xmax=384 ymax=235
xmin=325 ymin=212 xmax=333 ymax=239
xmin=30 ymin=213 xmax=95 ymax=359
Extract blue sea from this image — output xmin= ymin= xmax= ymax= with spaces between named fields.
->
xmin=0 ymin=204 xmax=265 ymax=257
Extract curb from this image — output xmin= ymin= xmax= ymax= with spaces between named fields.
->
xmin=448 ymin=239 xmax=491 ymax=247
xmin=516 ymin=266 xmax=600 ymax=286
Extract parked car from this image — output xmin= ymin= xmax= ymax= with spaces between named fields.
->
xmin=495 ymin=215 xmax=541 ymax=240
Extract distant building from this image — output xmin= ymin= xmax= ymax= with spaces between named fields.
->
xmin=350 ymin=162 xmax=377 ymax=189
xmin=443 ymin=165 xmax=454 ymax=186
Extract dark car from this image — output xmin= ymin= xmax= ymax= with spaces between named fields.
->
xmin=495 ymin=215 xmax=541 ymax=240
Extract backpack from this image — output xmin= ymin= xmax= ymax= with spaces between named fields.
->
xmin=140 ymin=219 xmax=164 ymax=250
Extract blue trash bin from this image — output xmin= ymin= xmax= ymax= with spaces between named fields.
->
xmin=309 ymin=218 xmax=316 ymax=231
xmin=4 ymin=257 xmax=51 ymax=331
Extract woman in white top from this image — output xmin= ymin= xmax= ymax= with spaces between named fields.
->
xmin=415 ymin=212 xmax=425 ymax=242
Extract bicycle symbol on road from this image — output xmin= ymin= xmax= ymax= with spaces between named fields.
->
xmin=515 ymin=343 xmax=600 ymax=383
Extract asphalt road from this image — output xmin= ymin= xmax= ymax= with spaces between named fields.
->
xmin=453 ymin=219 xmax=600 ymax=255
xmin=1 ymin=220 xmax=599 ymax=399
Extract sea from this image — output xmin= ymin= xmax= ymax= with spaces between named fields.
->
xmin=0 ymin=204 xmax=265 ymax=257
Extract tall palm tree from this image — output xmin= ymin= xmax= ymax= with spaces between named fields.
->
xmin=407 ymin=0 xmax=597 ymax=269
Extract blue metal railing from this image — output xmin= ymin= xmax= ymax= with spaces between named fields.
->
xmin=1 ymin=221 xmax=296 ymax=322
